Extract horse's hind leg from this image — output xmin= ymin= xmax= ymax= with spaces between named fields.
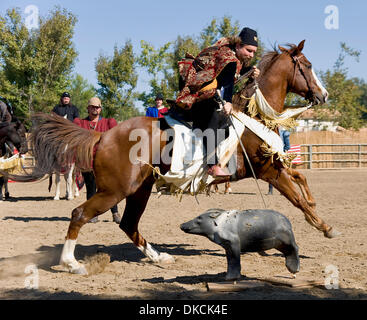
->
xmin=4 ymin=178 xmax=9 ymax=199
xmin=119 ymin=178 xmax=175 ymax=264
xmin=59 ymin=191 xmax=122 ymax=274
xmin=65 ymin=168 xmax=74 ymax=200
xmin=0 ymin=177 xmax=3 ymax=201
xmin=54 ymin=173 xmax=61 ymax=200
xmin=286 ymin=167 xmax=315 ymax=208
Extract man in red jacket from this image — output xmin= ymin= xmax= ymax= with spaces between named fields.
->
xmin=73 ymin=97 xmax=121 ymax=224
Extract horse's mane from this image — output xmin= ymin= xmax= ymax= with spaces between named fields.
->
xmin=257 ymin=43 xmax=297 ymax=74
xmin=232 ymin=43 xmax=298 ymax=112
xmin=0 ymin=122 xmax=11 ymax=129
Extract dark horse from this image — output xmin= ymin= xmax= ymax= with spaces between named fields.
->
xmin=0 ymin=120 xmax=28 ymax=200
xmin=1 ymin=40 xmax=337 ymax=274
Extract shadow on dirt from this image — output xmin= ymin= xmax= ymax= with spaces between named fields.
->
xmin=1 ymin=283 xmax=366 ymax=300
xmin=3 ymin=216 xmax=70 ymax=222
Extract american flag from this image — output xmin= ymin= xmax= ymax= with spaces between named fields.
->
xmin=288 ymin=144 xmax=302 ymax=164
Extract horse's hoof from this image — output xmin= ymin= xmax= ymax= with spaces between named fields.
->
xmin=112 ymin=213 xmax=121 ymax=224
xmin=72 ymin=265 xmax=88 ymax=275
xmin=158 ymin=253 xmax=175 ymax=264
xmin=324 ymin=228 xmax=341 ymax=238
xmin=53 ymin=197 xmax=60 ymax=200
xmin=5 ymin=192 xmax=10 ymax=200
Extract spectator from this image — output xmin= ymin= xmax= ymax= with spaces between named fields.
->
xmin=52 ymin=92 xmax=80 ymax=122
xmin=73 ymin=97 xmax=121 ymax=224
xmin=145 ymin=93 xmax=169 ymax=118
xmin=268 ymin=127 xmax=291 ymax=195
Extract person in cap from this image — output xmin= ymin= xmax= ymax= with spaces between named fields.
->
xmin=52 ymin=92 xmax=80 ymax=122
xmin=145 ymin=93 xmax=169 ymax=118
xmin=175 ymin=27 xmax=260 ymax=177
xmin=73 ymin=97 xmax=122 ymax=224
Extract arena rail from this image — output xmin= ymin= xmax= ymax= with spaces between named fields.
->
xmin=297 ymin=144 xmax=367 ymax=169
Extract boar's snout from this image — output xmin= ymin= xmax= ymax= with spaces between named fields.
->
xmin=180 ymin=221 xmax=193 ymax=233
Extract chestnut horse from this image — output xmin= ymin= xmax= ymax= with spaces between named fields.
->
xmin=2 ymin=40 xmax=338 ymax=274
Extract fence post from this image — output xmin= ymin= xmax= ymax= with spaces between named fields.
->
xmin=308 ymin=145 xmax=313 ymax=169
xmin=358 ymin=144 xmax=361 ymax=168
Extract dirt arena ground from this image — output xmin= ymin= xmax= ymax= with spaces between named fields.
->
xmin=0 ymin=169 xmax=366 ymax=300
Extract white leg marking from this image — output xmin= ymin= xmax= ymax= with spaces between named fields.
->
xmin=54 ymin=173 xmax=61 ymax=200
xmin=138 ymin=243 xmax=175 ymax=263
xmin=60 ymin=239 xmax=87 ymax=274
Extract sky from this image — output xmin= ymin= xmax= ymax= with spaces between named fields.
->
xmin=1 ymin=0 xmax=367 ymax=109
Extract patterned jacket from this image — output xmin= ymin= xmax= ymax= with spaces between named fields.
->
xmin=175 ymin=38 xmax=243 ymax=110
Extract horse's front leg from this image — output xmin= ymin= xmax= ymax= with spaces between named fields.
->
xmin=286 ymin=167 xmax=315 ymax=208
xmin=120 ymin=178 xmax=175 ymax=264
xmin=269 ymin=167 xmax=340 ymax=238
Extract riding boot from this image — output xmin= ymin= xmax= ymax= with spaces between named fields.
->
xmin=207 ymin=165 xmax=230 ymax=177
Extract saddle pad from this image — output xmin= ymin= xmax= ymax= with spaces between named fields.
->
xmin=160 ymin=115 xmax=244 ymax=194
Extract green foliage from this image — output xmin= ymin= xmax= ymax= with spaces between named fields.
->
xmin=319 ymin=43 xmax=367 ymax=129
xmin=0 ymin=7 xmax=77 ymax=124
xmin=95 ymin=41 xmax=141 ymax=121
xmin=67 ymin=74 xmax=96 ymax=119
xmin=137 ymin=16 xmax=263 ymax=109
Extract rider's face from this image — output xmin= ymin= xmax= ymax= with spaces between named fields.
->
xmin=88 ymin=105 xmax=102 ymax=117
xmin=236 ymin=44 xmax=258 ymax=63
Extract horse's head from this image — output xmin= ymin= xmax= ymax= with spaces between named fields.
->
xmin=7 ymin=121 xmax=28 ymax=155
xmin=278 ymin=40 xmax=328 ymax=105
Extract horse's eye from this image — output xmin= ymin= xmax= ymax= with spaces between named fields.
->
xmin=307 ymin=64 xmax=312 ymax=70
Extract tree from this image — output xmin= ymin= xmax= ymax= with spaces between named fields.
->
xmin=0 ymin=7 xmax=78 ymax=124
xmin=137 ymin=16 xmax=263 ymax=108
xmin=67 ymin=74 xmax=96 ymax=119
xmin=95 ymin=41 xmax=141 ymax=121
xmin=136 ymin=40 xmax=172 ymax=109
xmin=319 ymin=43 xmax=367 ymax=129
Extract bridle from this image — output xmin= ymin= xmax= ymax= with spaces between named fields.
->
xmin=289 ymin=53 xmax=315 ymax=101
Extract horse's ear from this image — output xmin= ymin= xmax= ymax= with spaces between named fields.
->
xmin=296 ymin=40 xmax=306 ymax=53
xmin=278 ymin=45 xmax=287 ymax=53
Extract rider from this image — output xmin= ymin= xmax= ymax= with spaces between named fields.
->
xmin=175 ymin=27 xmax=261 ymax=177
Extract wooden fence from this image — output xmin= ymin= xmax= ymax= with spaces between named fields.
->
xmin=290 ymin=130 xmax=367 ymax=169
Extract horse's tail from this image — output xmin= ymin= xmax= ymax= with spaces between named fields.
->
xmin=0 ymin=113 xmax=102 ymax=182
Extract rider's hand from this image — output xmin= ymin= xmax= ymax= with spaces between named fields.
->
xmin=252 ymin=66 xmax=260 ymax=78
xmin=223 ymin=102 xmax=233 ymax=115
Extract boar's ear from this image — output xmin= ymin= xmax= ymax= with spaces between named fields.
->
xmin=207 ymin=208 xmax=225 ymax=219
xmin=209 ymin=212 xmax=222 ymax=219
